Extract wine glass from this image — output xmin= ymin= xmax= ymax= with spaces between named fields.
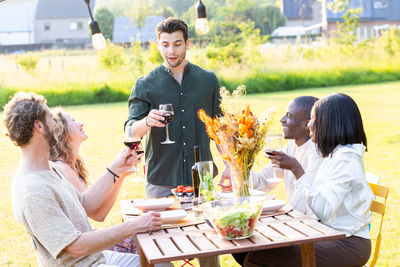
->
xmin=123 ymin=126 xmax=145 ymax=182
xmin=265 ymin=134 xmax=283 ymax=180
xmin=159 ymin=104 xmax=175 ymax=144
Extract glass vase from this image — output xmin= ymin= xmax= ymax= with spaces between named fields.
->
xmin=230 ymin=170 xmax=253 ymax=199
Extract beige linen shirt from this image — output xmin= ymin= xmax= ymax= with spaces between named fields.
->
xmin=12 ymin=164 xmax=105 ymax=267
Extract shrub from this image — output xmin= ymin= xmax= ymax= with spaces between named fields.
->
xmin=16 ymin=53 xmax=40 ymax=72
xmin=206 ymin=43 xmax=242 ymax=65
xmin=127 ymin=41 xmax=145 ymax=73
xmin=147 ymin=42 xmax=163 ymax=64
xmin=98 ymin=42 xmax=125 ymax=69
xmin=0 ymin=87 xmax=17 ymax=109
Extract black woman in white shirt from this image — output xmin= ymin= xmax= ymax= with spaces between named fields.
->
xmin=245 ymin=93 xmax=374 ymax=267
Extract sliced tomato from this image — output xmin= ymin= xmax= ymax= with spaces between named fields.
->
xmin=183 ymin=188 xmax=194 ymax=193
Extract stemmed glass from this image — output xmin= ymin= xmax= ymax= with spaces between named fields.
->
xmin=159 ymin=104 xmax=175 ymax=144
xmin=265 ymin=134 xmax=283 ymax=181
xmin=124 ymin=126 xmax=145 ymax=182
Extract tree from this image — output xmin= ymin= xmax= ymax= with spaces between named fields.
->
xmin=94 ymin=6 xmax=114 ymax=41
xmin=128 ymin=0 xmax=150 ymax=32
xmin=156 ymin=0 xmax=194 ymax=16
xmin=251 ymin=4 xmax=286 ymax=35
xmin=328 ymin=0 xmax=362 ymax=44
xmin=106 ymin=0 xmax=134 ymax=17
xmin=154 ymin=4 xmax=176 ymax=19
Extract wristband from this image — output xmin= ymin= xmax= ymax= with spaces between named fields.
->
xmin=106 ymin=167 xmax=120 ymax=183
xmin=145 ymin=116 xmax=151 ymax=127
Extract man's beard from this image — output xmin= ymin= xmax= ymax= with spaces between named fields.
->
xmin=167 ymin=52 xmax=186 ymax=68
xmin=44 ymin=123 xmax=57 ymax=148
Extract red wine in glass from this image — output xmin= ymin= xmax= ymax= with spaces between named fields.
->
xmin=124 ymin=140 xmax=141 ymax=150
xmin=162 ymin=112 xmax=174 ymax=125
xmin=265 ymin=150 xmax=276 ymax=156
xmin=159 ymin=104 xmax=175 ymax=144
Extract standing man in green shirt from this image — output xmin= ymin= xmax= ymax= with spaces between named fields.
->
xmin=125 ymin=17 xmax=226 ymax=199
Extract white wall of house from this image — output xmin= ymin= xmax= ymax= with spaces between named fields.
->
xmin=35 ymin=18 xmax=90 ymax=44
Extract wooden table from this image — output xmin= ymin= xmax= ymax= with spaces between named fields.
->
xmin=121 ymin=202 xmax=345 ymax=267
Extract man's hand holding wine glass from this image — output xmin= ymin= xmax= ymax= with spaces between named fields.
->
xmin=265 ymin=151 xmax=304 ymax=179
xmin=145 ymin=109 xmax=167 ymax=128
xmin=265 ymin=134 xmax=284 ymax=182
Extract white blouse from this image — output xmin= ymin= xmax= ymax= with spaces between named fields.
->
xmin=295 ymin=144 xmax=374 ymax=239
xmin=251 ymin=139 xmax=323 ymax=214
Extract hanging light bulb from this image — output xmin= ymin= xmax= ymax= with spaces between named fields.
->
xmin=89 ymin=19 xmax=106 ymax=50
xmin=84 ymin=0 xmax=106 ymax=50
xmin=196 ymin=0 xmax=209 ymax=35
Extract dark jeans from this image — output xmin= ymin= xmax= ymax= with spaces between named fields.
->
xmin=242 ymin=236 xmax=371 ymax=267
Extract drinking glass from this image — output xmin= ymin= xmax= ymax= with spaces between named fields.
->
xmin=124 ymin=126 xmax=145 ymax=182
xmin=196 ymin=161 xmax=217 ymax=202
xmin=265 ymin=134 xmax=283 ymax=180
xmin=192 ymin=197 xmax=206 ymax=219
xmin=159 ymin=104 xmax=175 ymax=144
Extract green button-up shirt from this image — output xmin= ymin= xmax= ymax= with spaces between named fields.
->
xmin=126 ymin=62 xmax=222 ymax=186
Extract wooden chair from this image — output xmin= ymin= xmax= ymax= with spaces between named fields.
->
xmin=367 ymin=182 xmax=389 ymax=267
xmin=366 ymin=172 xmax=379 ymax=184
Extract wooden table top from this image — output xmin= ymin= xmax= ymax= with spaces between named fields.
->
xmin=127 ymin=207 xmax=345 ymax=264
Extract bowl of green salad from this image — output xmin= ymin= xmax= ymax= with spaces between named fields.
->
xmin=203 ymin=196 xmax=264 ymax=240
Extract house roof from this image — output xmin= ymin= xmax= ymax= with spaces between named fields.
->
xmin=0 ymin=1 xmax=36 ymax=32
xmin=113 ymin=16 xmax=164 ymax=43
xmin=271 ymin=26 xmax=304 ymax=37
xmin=35 ymin=0 xmax=95 ymax=19
xmin=271 ymin=24 xmax=321 ymax=38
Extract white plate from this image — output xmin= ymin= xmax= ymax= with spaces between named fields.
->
xmin=131 ymin=198 xmax=174 ymax=212
xmin=160 ymin=209 xmax=187 ymax=224
xmin=252 ymin=189 xmax=267 ymax=196
xmin=218 ymin=189 xmax=267 ymax=198
xmin=262 ymin=199 xmax=286 ymax=213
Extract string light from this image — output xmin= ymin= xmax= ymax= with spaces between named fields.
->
xmin=84 ymin=0 xmax=106 ymax=50
xmin=196 ymin=0 xmax=209 ymax=35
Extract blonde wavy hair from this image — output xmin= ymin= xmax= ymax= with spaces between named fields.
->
xmin=49 ymin=107 xmax=89 ymax=185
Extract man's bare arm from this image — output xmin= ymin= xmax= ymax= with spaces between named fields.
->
xmin=65 ymin=212 xmax=162 ymax=258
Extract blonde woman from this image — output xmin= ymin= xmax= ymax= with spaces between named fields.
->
xmin=50 ymin=107 xmax=141 ymax=253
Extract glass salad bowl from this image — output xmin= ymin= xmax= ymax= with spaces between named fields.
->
xmin=203 ymin=196 xmax=265 ymax=240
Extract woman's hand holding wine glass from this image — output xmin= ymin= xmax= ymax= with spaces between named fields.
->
xmin=123 ymin=126 xmax=145 ymax=182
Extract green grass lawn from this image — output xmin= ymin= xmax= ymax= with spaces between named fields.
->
xmin=1 ymin=81 xmax=399 ymax=266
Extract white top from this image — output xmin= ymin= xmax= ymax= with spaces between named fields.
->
xmin=295 ymin=144 xmax=374 ymax=239
xmin=251 ymin=139 xmax=322 ymax=214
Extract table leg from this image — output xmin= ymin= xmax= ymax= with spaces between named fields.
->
xmin=300 ymin=243 xmax=316 ymax=267
xmin=138 ymin=243 xmax=154 ymax=267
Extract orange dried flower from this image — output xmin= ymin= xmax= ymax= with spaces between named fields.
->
xmin=198 ymin=103 xmax=274 ymax=186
